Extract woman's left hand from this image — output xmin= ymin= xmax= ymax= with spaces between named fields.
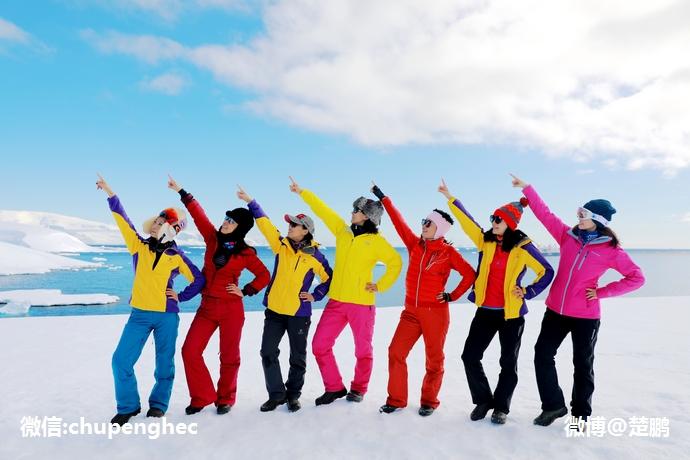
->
xmin=227 ymin=284 xmax=244 ymax=297
xmin=365 ymin=282 xmax=378 ymax=293
xmin=512 ymin=286 xmax=525 ymax=299
xmin=165 ymin=289 xmax=179 ymax=301
xmin=299 ymin=292 xmax=315 ymax=302
xmin=585 ymin=288 xmax=598 ymax=300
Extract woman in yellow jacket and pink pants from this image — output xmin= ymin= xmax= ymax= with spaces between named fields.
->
xmin=290 ymin=177 xmax=403 ymax=405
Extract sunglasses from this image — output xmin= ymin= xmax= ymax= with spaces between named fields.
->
xmin=288 ymin=221 xmax=301 ymax=228
xmin=421 ymin=218 xmax=433 ymax=228
xmin=489 ymin=215 xmax=503 ymax=224
xmin=224 ymin=216 xmax=236 ymax=225
xmin=352 ymin=207 xmax=364 ymax=214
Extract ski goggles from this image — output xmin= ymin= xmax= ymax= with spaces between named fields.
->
xmin=577 ymin=207 xmax=609 ymax=227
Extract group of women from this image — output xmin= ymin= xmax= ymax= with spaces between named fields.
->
xmin=95 ymin=172 xmax=644 ymax=429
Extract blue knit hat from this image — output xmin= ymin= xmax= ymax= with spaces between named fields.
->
xmin=583 ymin=199 xmax=616 ymax=229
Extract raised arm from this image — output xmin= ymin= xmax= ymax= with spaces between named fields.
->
xmin=168 ymin=175 xmax=216 ymax=245
xmin=97 ymin=174 xmax=146 ymax=255
xmin=439 ymin=179 xmax=484 ymax=248
xmin=511 ymin=174 xmax=569 ymax=245
xmin=373 ymin=183 xmax=418 ymax=251
xmin=239 ymin=186 xmax=283 ymax=254
xmin=290 ymin=176 xmax=347 ymax=236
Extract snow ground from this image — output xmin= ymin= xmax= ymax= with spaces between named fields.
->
xmin=0 ymin=297 xmax=687 ymax=459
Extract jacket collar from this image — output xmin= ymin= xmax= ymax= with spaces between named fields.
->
xmin=567 ymin=228 xmax=611 ymax=245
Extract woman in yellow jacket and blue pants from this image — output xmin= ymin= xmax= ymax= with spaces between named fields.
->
xmin=96 ymin=175 xmax=204 ymax=426
xmin=291 ymin=177 xmax=403 ymax=405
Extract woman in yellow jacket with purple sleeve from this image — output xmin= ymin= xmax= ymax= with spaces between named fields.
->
xmin=96 ymin=175 xmax=204 ymax=426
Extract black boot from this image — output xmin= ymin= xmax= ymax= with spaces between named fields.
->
xmin=490 ymin=410 xmax=507 ymax=425
xmin=346 ymin=390 xmax=363 ymax=403
xmin=185 ymin=405 xmax=203 ymax=415
xmin=470 ymin=403 xmax=492 ymax=421
xmin=260 ymin=398 xmax=287 ymax=412
xmin=315 ymin=388 xmax=348 ymax=406
xmin=533 ymin=407 xmax=568 ymax=426
xmin=110 ymin=408 xmax=141 ymax=426
xmin=216 ymin=404 xmax=232 ymax=415
xmin=146 ymin=408 xmax=165 ymax=418
xmin=287 ymin=399 xmax=301 ymax=412
xmin=379 ymin=404 xmax=400 ymax=414
xmin=418 ymin=405 xmax=435 ymax=417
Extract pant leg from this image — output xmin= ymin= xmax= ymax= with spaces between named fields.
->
xmin=284 ymin=315 xmax=312 ymax=400
xmin=347 ymin=304 xmax=376 ymax=395
xmin=149 ymin=312 xmax=180 ymax=412
xmin=386 ymin=309 xmax=423 ymax=408
xmin=492 ymin=315 xmax=525 ymax=413
xmin=312 ymin=300 xmax=350 ymax=392
xmin=181 ymin=304 xmax=219 ymax=407
xmin=461 ymin=308 xmax=501 ymax=406
xmin=260 ymin=309 xmax=289 ymax=400
xmin=216 ymin=304 xmax=245 ymax=406
xmin=419 ymin=307 xmax=450 ymax=409
xmin=534 ymin=309 xmax=572 ymax=411
xmin=112 ymin=309 xmax=152 ymax=414
xmin=570 ymin=317 xmax=600 ymax=417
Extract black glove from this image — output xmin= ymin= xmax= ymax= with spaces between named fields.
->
xmin=178 ymin=188 xmax=191 ymax=202
xmin=371 ymin=185 xmax=386 ymax=200
xmin=242 ymin=285 xmax=259 ymax=297
xmin=440 ymin=292 xmax=452 ymax=303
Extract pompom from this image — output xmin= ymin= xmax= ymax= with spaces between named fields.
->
xmin=519 ymin=197 xmax=529 ymax=208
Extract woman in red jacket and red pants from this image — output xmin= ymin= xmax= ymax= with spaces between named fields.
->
xmin=372 ymin=184 xmax=476 ymax=417
xmin=168 ymin=176 xmax=270 ymax=415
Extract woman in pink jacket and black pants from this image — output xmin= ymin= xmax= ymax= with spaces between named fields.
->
xmin=511 ymin=175 xmax=645 ymax=427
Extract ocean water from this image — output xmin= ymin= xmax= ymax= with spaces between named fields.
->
xmin=0 ymin=246 xmax=688 ymax=317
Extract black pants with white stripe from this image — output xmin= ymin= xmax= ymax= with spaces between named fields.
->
xmin=534 ymin=308 xmax=601 ymax=417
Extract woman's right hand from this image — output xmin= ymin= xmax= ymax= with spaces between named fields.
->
xmin=167 ymin=174 xmax=182 ymax=193
xmin=236 ymin=185 xmax=252 ymax=203
xmin=438 ymin=178 xmax=452 ymax=200
xmin=510 ymin=173 xmax=528 ymax=189
xmin=289 ymin=176 xmax=302 ymax=194
xmin=96 ymin=174 xmax=114 ymax=197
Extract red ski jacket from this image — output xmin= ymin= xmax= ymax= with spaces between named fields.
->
xmin=382 ymin=196 xmax=475 ymax=309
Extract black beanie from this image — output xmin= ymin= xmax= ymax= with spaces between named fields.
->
xmin=225 ymin=207 xmax=254 ymax=240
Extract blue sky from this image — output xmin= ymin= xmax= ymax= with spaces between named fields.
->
xmin=1 ymin=1 xmax=689 ymax=248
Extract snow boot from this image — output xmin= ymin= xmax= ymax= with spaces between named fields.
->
xmin=533 ymin=407 xmax=568 ymax=426
xmin=315 ymin=388 xmax=348 ymax=406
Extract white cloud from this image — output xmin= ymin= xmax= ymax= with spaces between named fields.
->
xmin=140 ymin=72 xmax=188 ymax=95
xmin=83 ymin=0 xmax=690 ymax=172
xmin=81 ymin=29 xmax=185 ymax=64
xmin=682 ymin=213 xmax=690 ymax=224
xmin=0 ymin=17 xmax=30 ymax=43
xmin=92 ymin=0 xmax=249 ymax=21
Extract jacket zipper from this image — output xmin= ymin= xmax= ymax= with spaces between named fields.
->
xmin=415 ymin=242 xmax=427 ymax=308
xmin=560 ymin=242 xmax=589 ymax=314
